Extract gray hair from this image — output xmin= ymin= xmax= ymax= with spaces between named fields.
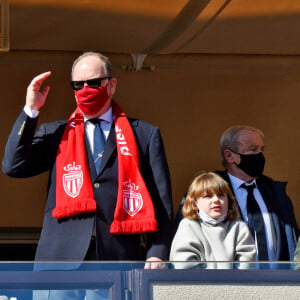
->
xmin=71 ymin=51 xmax=113 ymax=79
xmin=220 ymin=125 xmax=264 ymax=167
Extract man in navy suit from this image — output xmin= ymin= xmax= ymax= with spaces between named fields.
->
xmin=2 ymin=52 xmax=173 ymax=269
xmin=175 ymin=125 xmax=298 ymax=262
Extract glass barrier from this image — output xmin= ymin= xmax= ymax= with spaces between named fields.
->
xmin=169 ymin=261 xmax=298 ymax=270
xmin=0 ymin=262 xmax=299 ymax=300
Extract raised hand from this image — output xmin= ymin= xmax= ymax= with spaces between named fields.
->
xmin=25 ymin=71 xmax=51 ymax=111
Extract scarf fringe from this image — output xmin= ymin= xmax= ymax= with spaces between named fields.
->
xmin=110 ymin=219 xmax=158 ymax=234
xmin=53 ymin=198 xmax=96 ymax=218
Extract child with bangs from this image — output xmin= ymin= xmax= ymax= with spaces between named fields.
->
xmin=170 ymin=171 xmax=256 ymax=269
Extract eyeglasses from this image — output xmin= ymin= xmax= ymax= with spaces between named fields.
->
xmin=70 ymin=76 xmax=111 ymax=90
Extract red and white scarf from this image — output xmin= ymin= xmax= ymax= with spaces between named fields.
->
xmin=53 ymin=102 xmax=158 ymax=234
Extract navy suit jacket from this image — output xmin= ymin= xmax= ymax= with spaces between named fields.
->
xmin=175 ymin=170 xmax=298 ymax=261
xmin=2 ymin=110 xmax=173 ymax=262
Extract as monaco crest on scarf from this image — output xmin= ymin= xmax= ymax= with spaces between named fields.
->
xmin=123 ymin=180 xmax=143 ymax=216
xmin=63 ymin=162 xmax=83 ymax=198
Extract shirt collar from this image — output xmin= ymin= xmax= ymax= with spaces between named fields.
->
xmin=84 ymin=106 xmax=113 ymax=123
xmin=227 ymin=171 xmax=256 ymax=189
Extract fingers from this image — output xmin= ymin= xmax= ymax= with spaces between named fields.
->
xmin=25 ymin=71 xmax=52 ymax=111
xmin=144 ymin=262 xmax=151 ymax=269
xmin=40 ymin=85 xmax=51 ymax=98
xmin=144 ymin=261 xmax=167 ymax=269
xmin=29 ymin=71 xmax=52 ymax=91
xmin=31 ymin=71 xmax=52 ymax=84
xmin=144 ymin=257 xmax=166 ymax=269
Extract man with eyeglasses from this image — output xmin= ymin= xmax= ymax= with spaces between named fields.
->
xmin=2 ymin=52 xmax=173 ymax=273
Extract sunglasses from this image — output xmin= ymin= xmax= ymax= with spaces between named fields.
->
xmin=70 ymin=76 xmax=111 ymax=90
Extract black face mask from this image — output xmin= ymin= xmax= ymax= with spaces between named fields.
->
xmin=235 ymin=152 xmax=265 ymax=177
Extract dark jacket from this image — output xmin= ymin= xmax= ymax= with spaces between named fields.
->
xmin=2 ymin=110 xmax=173 ymax=262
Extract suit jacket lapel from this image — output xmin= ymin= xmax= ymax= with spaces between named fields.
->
xmin=256 ymin=178 xmax=274 ymax=212
xmin=84 ymin=133 xmax=97 ymax=181
xmin=256 ymin=178 xmax=282 ymax=259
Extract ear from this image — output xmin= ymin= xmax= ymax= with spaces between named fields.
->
xmin=107 ymin=78 xmax=117 ymax=96
xmin=224 ymin=149 xmax=235 ymax=164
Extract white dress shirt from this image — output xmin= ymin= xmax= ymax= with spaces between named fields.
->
xmin=24 ymin=106 xmax=39 ymax=118
xmin=84 ymin=107 xmax=113 ymax=155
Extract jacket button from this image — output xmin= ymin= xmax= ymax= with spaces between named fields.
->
xmin=94 ymin=183 xmax=100 ymax=189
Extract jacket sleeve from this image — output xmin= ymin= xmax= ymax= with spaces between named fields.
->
xmin=144 ymin=126 xmax=174 ymax=260
xmin=2 ymin=110 xmax=59 ymax=178
xmin=272 ymin=180 xmax=299 ymax=260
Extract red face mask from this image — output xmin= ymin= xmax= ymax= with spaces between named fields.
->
xmin=75 ymin=85 xmax=110 ymax=116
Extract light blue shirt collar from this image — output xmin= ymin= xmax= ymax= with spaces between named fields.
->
xmin=227 ymin=172 xmax=256 ymax=189
xmin=84 ymin=107 xmax=113 ymax=124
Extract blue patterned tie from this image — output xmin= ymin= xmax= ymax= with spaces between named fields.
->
xmin=90 ymin=118 xmax=106 ymax=174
